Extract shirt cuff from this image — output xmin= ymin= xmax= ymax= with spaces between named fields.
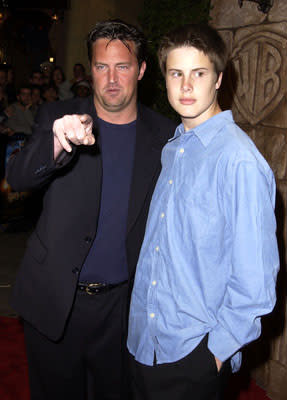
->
xmin=208 ymin=323 xmax=242 ymax=362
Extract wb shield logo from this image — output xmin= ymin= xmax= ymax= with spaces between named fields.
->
xmin=231 ymin=31 xmax=287 ymax=125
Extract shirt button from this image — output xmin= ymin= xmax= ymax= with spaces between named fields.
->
xmin=150 ymin=313 xmax=155 ymax=318
xmin=160 ymin=212 xmax=165 ymax=218
xmin=155 ymin=246 xmax=159 ymax=252
xmin=179 ymin=148 xmax=184 ymax=153
xmin=152 ymin=280 xmax=157 ymax=286
xmin=85 ymin=236 xmax=92 ymax=244
xmin=169 ymin=179 xmax=173 ymax=185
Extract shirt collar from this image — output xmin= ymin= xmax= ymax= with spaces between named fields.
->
xmin=171 ymin=111 xmax=234 ymax=147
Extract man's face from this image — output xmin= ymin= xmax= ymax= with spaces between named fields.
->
xmin=17 ymin=88 xmax=32 ymax=107
xmin=31 ymin=72 xmax=43 ymax=86
xmin=166 ymin=46 xmax=222 ymax=130
xmin=90 ymin=38 xmax=146 ymax=119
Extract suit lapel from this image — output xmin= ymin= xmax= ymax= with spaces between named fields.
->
xmin=126 ymin=105 xmax=163 ymax=233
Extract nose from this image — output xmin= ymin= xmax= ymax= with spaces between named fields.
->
xmin=108 ymin=68 xmax=118 ymax=84
xmin=181 ymin=76 xmax=193 ymax=92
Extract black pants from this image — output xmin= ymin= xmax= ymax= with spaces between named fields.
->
xmin=129 ymin=336 xmax=231 ymax=400
xmin=24 ymin=283 xmax=128 ymax=400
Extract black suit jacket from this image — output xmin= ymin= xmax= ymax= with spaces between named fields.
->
xmin=7 ymin=96 xmax=176 ymax=340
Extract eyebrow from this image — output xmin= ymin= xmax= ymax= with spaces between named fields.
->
xmin=167 ymin=67 xmax=209 ymax=72
xmin=94 ymin=61 xmax=132 ymax=66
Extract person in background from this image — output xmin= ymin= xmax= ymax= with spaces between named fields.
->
xmin=30 ymin=85 xmax=43 ymax=118
xmin=71 ymin=62 xmax=87 ymax=84
xmin=72 ymin=79 xmax=91 ymax=98
xmin=52 ymin=66 xmax=74 ymax=101
xmin=128 ymin=23 xmax=279 ymax=400
xmin=0 ymin=64 xmax=16 ymax=105
xmin=5 ymin=64 xmax=17 ymax=104
xmin=30 ymin=70 xmax=44 ymax=87
xmin=41 ymin=83 xmax=58 ymax=103
xmin=4 ymin=85 xmax=34 ymax=136
xmin=6 ymin=19 xmax=176 ymax=400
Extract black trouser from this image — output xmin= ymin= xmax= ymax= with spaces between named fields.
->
xmin=129 ymin=335 xmax=231 ymax=400
xmin=24 ymin=282 xmax=128 ymax=400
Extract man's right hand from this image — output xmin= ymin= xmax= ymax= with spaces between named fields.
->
xmin=53 ymin=114 xmax=95 ymax=160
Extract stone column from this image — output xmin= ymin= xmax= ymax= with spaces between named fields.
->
xmin=210 ymin=1 xmax=287 ymax=399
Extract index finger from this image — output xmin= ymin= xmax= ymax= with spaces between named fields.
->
xmin=79 ymin=114 xmax=93 ymax=125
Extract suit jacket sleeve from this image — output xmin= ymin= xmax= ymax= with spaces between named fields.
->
xmin=6 ymin=102 xmax=77 ymax=192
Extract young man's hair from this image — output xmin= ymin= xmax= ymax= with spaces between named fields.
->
xmin=87 ymin=19 xmax=147 ymax=67
xmin=158 ymin=24 xmax=228 ymax=77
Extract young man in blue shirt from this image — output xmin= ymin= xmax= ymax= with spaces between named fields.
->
xmin=127 ymin=24 xmax=279 ymax=400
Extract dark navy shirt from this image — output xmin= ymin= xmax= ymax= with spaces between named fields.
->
xmin=80 ymin=117 xmax=136 ymax=283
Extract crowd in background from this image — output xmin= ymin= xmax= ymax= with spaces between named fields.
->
xmin=0 ymin=62 xmax=92 ymax=183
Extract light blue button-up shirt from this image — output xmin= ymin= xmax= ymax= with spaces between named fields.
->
xmin=127 ymin=111 xmax=279 ymax=372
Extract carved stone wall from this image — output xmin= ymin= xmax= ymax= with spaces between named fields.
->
xmin=210 ymin=1 xmax=287 ymax=399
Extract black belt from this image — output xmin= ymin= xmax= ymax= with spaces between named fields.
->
xmin=78 ymin=281 xmax=127 ymax=295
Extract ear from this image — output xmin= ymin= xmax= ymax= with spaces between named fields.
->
xmin=138 ymin=61 xmax=146 ymax=81
xmin=215 ymin=72 xmax=223 ymax=90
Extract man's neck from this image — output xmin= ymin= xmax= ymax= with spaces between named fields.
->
xmin=94 ymin=101 xmax=137 ymax=125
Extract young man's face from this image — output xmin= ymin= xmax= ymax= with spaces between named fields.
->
xmin=91 ymin=38 xmax=146 ymax=120
xmin=165 ymin=46 xmax=222 ymax=131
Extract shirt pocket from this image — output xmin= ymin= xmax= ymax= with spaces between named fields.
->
xmin=180 ymin=182 xmax=214 ymax=240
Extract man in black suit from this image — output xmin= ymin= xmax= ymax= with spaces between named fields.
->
xmin=7 ymin=20 xmax=176 ymax=400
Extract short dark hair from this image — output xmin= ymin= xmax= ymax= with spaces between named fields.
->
xmin=17 ymin=85 xmax=31 ymax=95
xmin=158 ymin=24 xmax=228 ymax=77
xmin=87 ymin=19 xmax=147 ymax=67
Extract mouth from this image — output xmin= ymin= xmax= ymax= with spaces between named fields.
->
xmin=179 ymin=98 xmax=196 ymax=105
xmin=105 ymin=86 xmax=121 ymax=95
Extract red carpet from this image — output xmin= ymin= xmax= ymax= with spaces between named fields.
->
xmin=0 ymin=316 xmax=270 ymax=400
xmin=0 ymin=317 xmax=30 ymax=400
